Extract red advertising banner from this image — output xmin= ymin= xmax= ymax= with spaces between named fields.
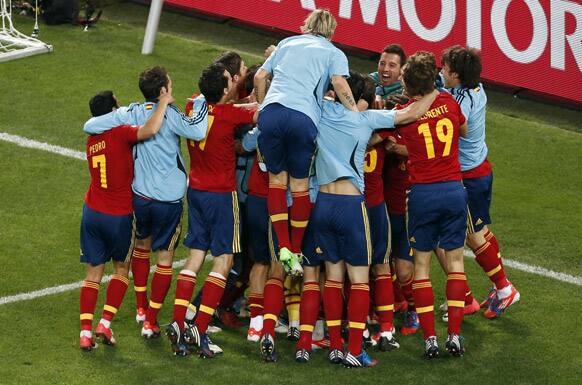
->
xmin=165 ymin=0 xmax=582 ymax=104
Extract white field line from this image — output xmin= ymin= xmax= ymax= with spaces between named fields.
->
xmin=0 ymin=132 xmax=580 ymax=307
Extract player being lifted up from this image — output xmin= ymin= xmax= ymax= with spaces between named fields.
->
xmin=254 ymin=9 xmax=358 ymax=276
xmin=79 ymin=87 xmax=173 ymax=351
xmin=83 ymin=67 xmax=209 ymax=338
xmin=396 ymin=52 xmax=469 ymax=358
xmin=167 ymin=63 xmax=258 ymax=358
xmin=440 ymin=46 xmax=520 ymax=318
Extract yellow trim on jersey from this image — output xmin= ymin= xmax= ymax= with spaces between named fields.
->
xmin=486 ymin=265 xmax=502 ymax=277
xmin=264 ymin=313 xmax=278 ymax=322
xmin=361 ymin=202 xmax=372 ymax=265
xmin=231 ymin=192 xmax=241 ymax=253
xmin=270 ymin=213 xmax=288 ymax=222
xmin=349 ymin=321 xmax=366 ymax=330
xmin=149 ymin=301 xmax=162 ymax=309
xmin=300 ymin=325 xmax=314 ymax=332
xmin=134 ymin=286 xmax=147 ymax=292
xmin=447 ymin=300 xmax=465 ymax=308
xmin=290 ymin=220 xmax=309 ymax=228
xmin=268 ymin=219 xmax=277 ymax=262
xmin=125 ymin=215 xmax=137 ymax=263
xmin=174 ymin=299 xmax=190 ymax=307
xmin=466 ymin=205 xmax=475 ymax=234
xmin=80 ymin=313 xmax=94 ymax=321
xmin=326 ymin=320 xmax=341 ymax=327
xmin=376 ymin=304 xmax=394 ymax=312
xmin=168 ymin=221 xmax=182 ymax=252
xmin=416 ymin=305 xmax=434 ymax=314
xmin=199 ymin=304 xmax=215 ymax=315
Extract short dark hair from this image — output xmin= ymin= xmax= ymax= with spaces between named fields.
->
xmin=199 ymin=63 xmax=228 ymax=104
xmin=402 ymin=51 xmax=438 ymax=97
xmin=362 ymin=76 xmax=376 ymax=108
xmin=382 ymin=44 xmax=407 ymax=67
xmin=215 ymin=51 xmax=243 ymax=77
xmin=441 ymin=45 xmax=482 ymax=88
xmin=89 ymin=91 xmax=118 ymax=117
xmin=138 ymin=66 xmax=168 ymax=100
xmin=244 ymin=63 xmax=262 ymax=95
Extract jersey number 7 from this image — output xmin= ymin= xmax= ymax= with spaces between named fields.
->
xmin=92 ymin=154 xmax=108 ymax=188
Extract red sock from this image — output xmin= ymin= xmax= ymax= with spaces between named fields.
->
xmin=390 ymin=265 xmax=405 ymax=305
xmin=373 ymin=274 xmax=394 ymax=332
xmin=484 ymin=229 xmax=499 ymax=252
xmin=447 ymin=272 xmax=467 ymax=335
xmin=248 ymin=292 xmax=264 ymax=318
xmin=412 ymin=279 xmax=435 ymax=339
xmin=173 ymin=270 xmax=197 ymax=331
xmin=145 ymin=263 xmax=173 ymax=325
xmin=80 ymin=280 xmax=100 ymax=332
xmin=298 ymin=281 xmax=320 ymax=350
xmin=348 ymin=283 xmax=369 ymax=356
xmin=131 ymin=247 xmax=150 ymax=310
xmin=464 ymin=279 xmax=475 ymax=305
xmin=195 ymin=272 xmax=227 ymax=334
xmin=400 ymin=277 xmax=415 ymax=310
xmin=290 ymin=191 xmax=312 ymax=254
xmin=323 ymin=280 xmax=344 ymax=350
xmin=262 ymin=278 xmax=284 ymax=336
xmin=268 ymin=184 xmax=291 ymax=250
xmin=101 ymin=275 xmax=129 ymax=322
xmin=474 ymin=241 xmax=510 ymax=290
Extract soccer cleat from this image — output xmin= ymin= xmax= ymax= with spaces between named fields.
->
xmin=207 ymin=325 xmax=223 ymax=334
xmin=439 ymin=301 xmax=448 ymax=312
xmin=79 ymin=333 xmax=97 ymax=351
xmin=464 ymin=298 xmax=481 ymax=316
xmin=328 ymin=349 xmax=344 ymax=364
xmin=259 ymin=333 xmax=278 ymax=363
xmin=363 ymin=333 xmax=377 ymax=349
xmin=141 ymin=321 xmax=161 ymax=339
xmin=424 ymin=336 xmax=439 ymax=359
xmin=183 ymin=321 xmax=200 ymax=346
xmin=484 ymin=285 xmax=520 ymax=319
xmin=343 ymin=351 xmax=378 ymax=368
xmin=279 ymin=247 xmax=303 ymax=277
xmin=207 ymin=334 xmax=223 ymax=354
xmin=247 ymin=327 xmax=262 ymax=342
xmin=135 ymin=307 xmax=146 ymax=323
xmin=198 ymin=333 xmax=215 ymax=359
xmin=377 ymin=332 xmax=400 ymax=352
xmin=445 ymin=333 xmax=465 ymax=357
xmin=274 ymin=318 xmax=289 ymax=334
xmin=218 ymin=308 xmax=245 ymax=329
xmin=480 ymin=286 xmax=496 ymax=308
xmin=400 ymin=310 xmax=420 ymax=335
xmin=166 ymin=321 xmax=189 ymax=357
xmin=442 ymin=311 xmax=449 ymax=322
xmin=287 ymin=326 xmax=300 ymax=341
xmin=394 ymin=300 xmax=408 ymax=313
xmin=311 ymin=337 xmax=330 ymax=351
xmin=295 ymin=348 xmax=310 ymax=363
xmin=95 ymin=322 xmax=116 ymax=346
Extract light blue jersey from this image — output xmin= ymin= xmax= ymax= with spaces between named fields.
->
xmin=448 ymin=83 xmax=488 ymax=171
xmin=316 ymin=100 xmax=396 ymax=193
xmin=261 ymin=34 xmax=349 ymax=126
xmin=84 ymin=97 xmax=208 ymax=202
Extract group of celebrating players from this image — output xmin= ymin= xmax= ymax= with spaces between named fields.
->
xmin=78 ymin=9 xmax=520 ymax=368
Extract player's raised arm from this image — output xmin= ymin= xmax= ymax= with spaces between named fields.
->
xmin=137 ymin=76 xmax=175 ymax=141
xmin=165 ymin=94 xmax=209 ymax=141
xmin=394 ymin=89 xmax=438 ymax=125
xmin=332 ymin=75 xmax=359 ymax=112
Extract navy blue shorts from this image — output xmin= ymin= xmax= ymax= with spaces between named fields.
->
xmin=463 ymin=172 xmax=493 ymax=233
xmin=407 ymin=181 xmax=468 ymax=251
xmin=368 ymin=202 xmax=390 ymax=265
xmin=301 ymin=221 xmax=322 ymax=267
xmin=133 ymin=194 xmax=183 ymax=252
xmin=80 ymin=205 xmax=135 ymax=266
xmin=184 ymin=188 xmax=241 ymax=256
xmin=246 ymin=195 xmax=278 ymax=263
xmin=311 ymin=193 xmax=371 ymax=267
xmin=257 ymin=103 xmax=317 ymax=179
xmin=389 ymin=214 xmax=413 ymax=262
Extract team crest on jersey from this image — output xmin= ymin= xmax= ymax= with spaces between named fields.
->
xmin=145 ymin=103 xmax=154 ymax=110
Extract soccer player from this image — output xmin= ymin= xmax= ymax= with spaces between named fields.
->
xmin=441 ymin=45 xmax=520 ymax=318
xmin=397 ymin=51 xmax=469 ymax=358
xmin=79 ymin=87 xmax=173 ymax=351
xmin=293 ymin=71 xmax=436 ymax=367
xmin=167 ymin=63 xmax=257 ymax=357
xmin=254 ymin=9 xmax=358 ymax=275
xmin=370 ymin=44 xmax=408 ymax=109
xmin=83 ymin=66 xmax=210 ymax=338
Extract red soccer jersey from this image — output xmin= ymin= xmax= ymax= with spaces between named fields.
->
xmin=364 ymin=142 xmax=387 ymax=207
xmin=383 ymin=133 xmax=410 ymax=215
xmin=85 ymin=125 xmax=139 ymax=215
xmin=248 ymin=153 xmax=269 ymax=198
xmin=397 ymin=92 xmax=465 ymax=185
xmin=187 ymin=103 xmax=256 ymax=192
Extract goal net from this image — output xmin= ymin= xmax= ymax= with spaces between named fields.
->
xmin=0 ymin=0 xmax=52 ymax=62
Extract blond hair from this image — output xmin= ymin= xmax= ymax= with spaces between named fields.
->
xmin=300 ymin=9 xmax=337 ymax=39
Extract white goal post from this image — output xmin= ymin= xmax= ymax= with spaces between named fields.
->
xmin=142 ymin=0 xmax=163 ymax=55
xmin=0 ymin=0 xmax=53 ymax=62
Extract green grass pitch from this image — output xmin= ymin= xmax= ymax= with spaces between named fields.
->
xmin=0 ymin=3 xmax=581 ymax=384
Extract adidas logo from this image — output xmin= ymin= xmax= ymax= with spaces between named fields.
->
xmin=316 ymin=247 xmax=323 ymax=254
xmin=476 ymin=218 xmax=483 ymax=225
xmin=409 ymin=236 xmax=416 ymax=243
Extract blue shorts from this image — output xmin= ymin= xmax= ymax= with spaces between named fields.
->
xmin=389 ymin=214 xmax=413 ymax=262
xmin=463 ymin=172 xmax=493 ymax=233
xmin=367 ymin=202 xmax=390 ymax=265
xmin=301 ymin=221 xmax=322 ymax=267
xmin=80 ymin=205 xmax=135 ymax=266
xmin=184 ymin=188 xmax=241 ymax=256
xmin=246 ymin=195 xmax=278 ymax=263
xmin=311 ymin=193 xmax=371 ymax=267
xmin=133 ymin=194 xmax=183 ymax=252
xmin=257 ymin=103 xmax=317 ymax=179
xmin=407 ymin=181 xmax=468 ymax=251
